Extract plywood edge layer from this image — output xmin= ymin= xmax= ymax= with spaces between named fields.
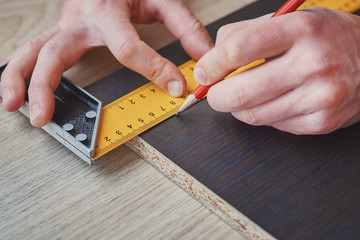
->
xmin=125 ymin=136 xmax=276 ymax=240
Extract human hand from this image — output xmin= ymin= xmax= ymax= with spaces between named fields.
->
xmin=194 ymin=8 xmax=360 ymax=135
xmin=1 ymin=0 xmax=213 ymax=127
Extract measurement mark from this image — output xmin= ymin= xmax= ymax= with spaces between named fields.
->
xmin=92 ymin=0 xmax=360 ymax=160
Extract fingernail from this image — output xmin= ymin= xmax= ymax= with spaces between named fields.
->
xmin=2 ymin=88 xmax=14 ymax=106
xmin=194 ymin=67 xmax=207 ymax=85
xmin=167 ymin=80 xmax=182 ymax=97
xmin=30 ymin=103 xmax=42 ymax=121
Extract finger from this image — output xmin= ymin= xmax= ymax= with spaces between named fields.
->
xmin=28 ymin=30 xmax=92 ymax=127
xmin=230 ymin=79 xmax=347 ymax=126
xmin=194 ymin=13 xmax=299 ymax=86
xmin=215 ymin=14 xmax=273 ymax=45
xmin=101 ymin=19 xmax=186 ymax=97
xmin=272 ymin=96 xmax=360 ymax=135
xmin=206 ymin=55 xmax=299 ymax=112
xmin=271 ymin=111 xmax=340 ymax=135
xmin=1 ymin=27 xmax=59 ymax=112
xmin=230 ymin=89 xmax=308 ymax=127
xmin=156 ymin=0 xmax=214 ymax=60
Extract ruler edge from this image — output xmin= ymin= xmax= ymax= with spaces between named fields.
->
xmin=92 ymin=61 xmax=198 ymax=159
xmin=91 ymin=0 xmax=360 ymax=161
xmin=125 ymin=1 xmax=360 ymax=239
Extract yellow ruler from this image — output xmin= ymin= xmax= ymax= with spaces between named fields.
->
xmin=94 ymin=60 xmax=198 ymax=159
xmin=92 ymin=0 xmax=360 ymax=160
xmin=299 ymin=0 xmax=360 ymax=12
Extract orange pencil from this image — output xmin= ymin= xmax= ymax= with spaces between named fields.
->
xmin=176 ymin=0 xmax=306 ymax=115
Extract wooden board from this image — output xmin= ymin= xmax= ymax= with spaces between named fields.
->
xmin=0 ymin=0 xmax=251 ymax=239
xmin=85 ymin=0 xmax=360 ymax=239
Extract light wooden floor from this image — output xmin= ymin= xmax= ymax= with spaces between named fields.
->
xmin=0 ymin=0 xmax=255 ymax=239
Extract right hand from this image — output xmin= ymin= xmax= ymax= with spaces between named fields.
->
xmin=194 ymin=8 xmax=360 ymax=135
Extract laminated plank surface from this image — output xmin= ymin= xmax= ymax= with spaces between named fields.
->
xmin=0 ymin=0 xmax=252 ymax=239
xmin=85 ymin=0 xmax=360 ymax=239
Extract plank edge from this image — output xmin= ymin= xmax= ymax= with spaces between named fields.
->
xmin=125 ymin=136 xmax=276 ymax=240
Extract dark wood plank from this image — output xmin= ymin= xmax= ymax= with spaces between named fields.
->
xmin=142 ymin=103 xmax=360 ymax=240
xmin=85 ymin=1 xmax=360 ymax=239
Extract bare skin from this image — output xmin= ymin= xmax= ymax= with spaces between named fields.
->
xmin=1 ymin=0 xmax=213 ymax=127
xmin=194 ymin=8 xmax=360 ymax=135
xmin=3 ymin=3 xmax=360 ymax=135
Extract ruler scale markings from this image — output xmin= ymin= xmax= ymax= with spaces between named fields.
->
xmin=92 ymin=61 xmax=200 ymax=159
xmin=92 ymin=0 xmax=360 ymax=160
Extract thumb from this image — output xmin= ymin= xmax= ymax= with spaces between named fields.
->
xmin=101 ymin=21 xmax=186 ymax=97
xmin=155 ymin=0 xmax=214 ymax=60
xmin=194 ymin=15 xmax=296 ymax=86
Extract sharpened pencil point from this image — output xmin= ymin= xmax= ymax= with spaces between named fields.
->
xmin=176 ymin=94 xmax=199 ymax=116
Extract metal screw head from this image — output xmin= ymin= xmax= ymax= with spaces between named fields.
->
xmin=76 ymin=133 xmax=88 ymax=142
xmin=86 ymin=111 xmax=97 ymax=120
xmin=63 ymin=123 xmax=74 ymax=132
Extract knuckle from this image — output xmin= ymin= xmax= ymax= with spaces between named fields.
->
xmin=304 ymin=49 xmax=338 ymax=79
xmin=228 ymin=86 xmax=247 ymax=109
xmin=113 ymin=40 xmax=137 ymax=61
xmin=315 ymin=83 xmax=348 ymax=110
xmin=241 ymin=109 xmax=261 ymax=125
xmin=204 ymin=50 xmax=224 ymax=78
xmin=40 ymin=41 xmax=62 ymax=56
xmin=28 ymin=38 xmax=44 ymax=50
xmin=310 ymin=114 xmax=338 ymax=134
xmin=226 ymin=37 xmax=244 ymax=62
xmin=310 ymin=54 xmax=330 ymax=74
xmin=217 ymin=25 xmax=233 ymax=38
xmin=29 ymin=79 xmax=58 ymax=95
xmin=147 ymin=58 xmax=169 ymax=82
xmin=24 ymin=38 xmax=44 ymax=54
xmin=28 ymin=82 xmax=44 ymax=95
xmin=295 ymin=10 xmax=323 ymax=36
xmin=188 ymin=18 xmax=205 ymax=35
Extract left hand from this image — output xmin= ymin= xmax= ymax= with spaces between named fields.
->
xmin=193 ymin=8 xmax=360 ymax=135
xmin=1 ymin=0 xmax=213 ymax=127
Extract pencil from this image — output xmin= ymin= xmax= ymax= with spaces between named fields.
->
xmin=176 ymin=0 xmax=306 ymax=116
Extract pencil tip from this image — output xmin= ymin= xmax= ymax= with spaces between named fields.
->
xmin=176 ymin=94 xmax=198 ymax=116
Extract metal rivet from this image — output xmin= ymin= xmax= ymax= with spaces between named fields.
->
xmin=76 ymin=133 xmax=88 ymax=142
xmin=63 ymin=123 xmax=74 ymax=132
xmin=86 ymin=111 xmax=97 ymax=121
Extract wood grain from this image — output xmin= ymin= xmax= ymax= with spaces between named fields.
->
xmin=85 ymin=0 xmax=360 ymax=239
xmin=0 ymin=115 xmax=242 ymax=239
xmin=0 ymin=0 xmax=251 ymax=239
